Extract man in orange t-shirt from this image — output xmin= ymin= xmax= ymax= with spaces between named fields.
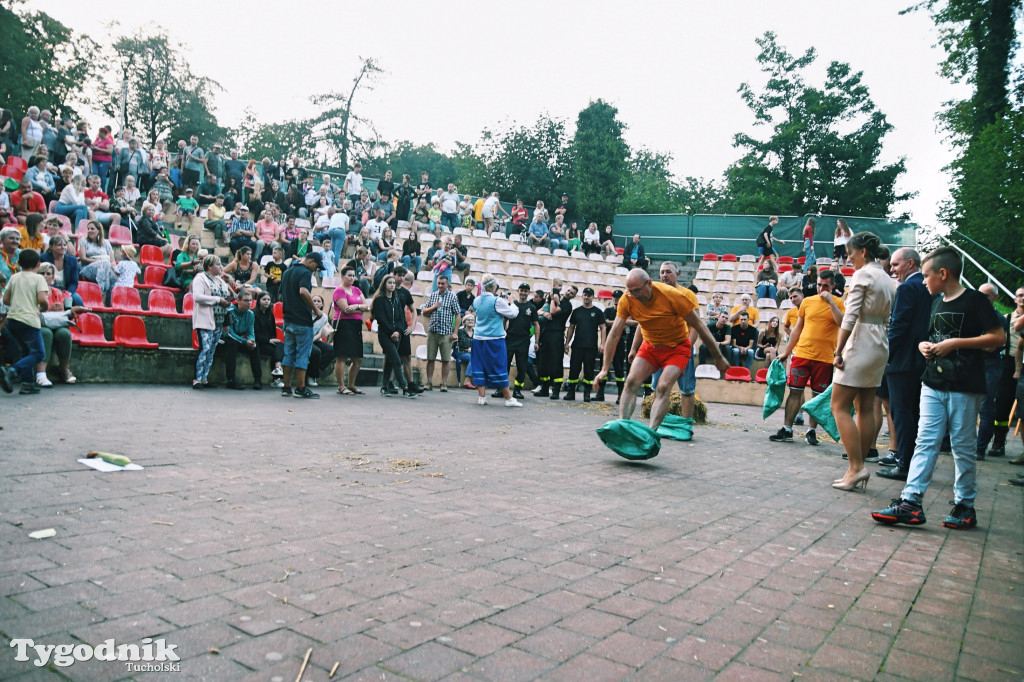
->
xmin=770 ymin=269 xmax=845 ymax=446
xmin=598 ymin=269 xmax=729 ymax=430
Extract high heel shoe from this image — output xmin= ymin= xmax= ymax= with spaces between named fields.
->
xmin=832 ymin=469 xmax=870 ymax=492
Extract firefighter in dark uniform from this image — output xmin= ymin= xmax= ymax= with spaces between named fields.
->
xmin=596 ymin=290 xmax=633 ymax=403
xmin=563 ymin=287 xmax=606 ymax=402
xmin=493 ymin=282 xmax=540 ymax=400
xmin=534 ymin=284 xmax=577 ymax=399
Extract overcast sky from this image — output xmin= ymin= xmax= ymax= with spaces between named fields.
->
xmin=34 ymin=0 xmax=966 ymax=226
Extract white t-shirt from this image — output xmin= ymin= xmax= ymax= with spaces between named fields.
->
xmin=329 ymin=212 xmax=350 ymax=232
xmin=834 ymin=232 xmax=850 ymax=247
xmin=584 ymin=228 xmax=600 ymax=244
xmin=345 ymin=171 xmax=363 ymax=196
xmin=440 ymin=191 xmax=459 ymax=214
xmin=366 ymin=219 xmax=386 ymax=242
xmin=482 ymin=196 xmax=499 ymax=218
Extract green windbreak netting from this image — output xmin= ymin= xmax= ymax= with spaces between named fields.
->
xmin=612 ymin=213 xmax=917 ymax=261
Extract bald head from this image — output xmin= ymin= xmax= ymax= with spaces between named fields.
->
xmin=890 ymin=247 xmax=922 ymax=284
xmin=979 ymin=283 xmax=998 ymax=303
xmin=625 ymin=268 xmax=653 ymax=302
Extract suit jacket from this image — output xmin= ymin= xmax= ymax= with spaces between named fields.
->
xmin=886 ymin=271 xmax=934 ymax=375
xmin=624 ymin=242 xmax=646 ymax=264
xmin=40 ymin=251 xmax=80 ymax=296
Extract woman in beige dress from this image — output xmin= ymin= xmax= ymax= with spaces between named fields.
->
xmin=831 ymin=232 xmax=897 ymax=491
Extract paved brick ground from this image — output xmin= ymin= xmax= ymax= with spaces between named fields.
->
xmin=1 ymin=385 xmax=1022 ymax=681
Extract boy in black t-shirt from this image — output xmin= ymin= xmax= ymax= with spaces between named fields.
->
xmin=872 ymin=247 xmax=1004 ymax=530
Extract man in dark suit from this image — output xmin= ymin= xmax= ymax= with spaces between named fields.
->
xmin=622 ymin=234 xmax=648 ymax=270
xmin=878 ymin=248 xmax=936 ymax=480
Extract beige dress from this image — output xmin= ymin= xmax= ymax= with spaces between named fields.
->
xmin=834 ymin=261 xmax=897 ymax=388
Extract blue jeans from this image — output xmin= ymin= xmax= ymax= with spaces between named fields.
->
xmin=441 ymin=212 xmax=459 ymax=230
xmin=283 ymin=323 xmax=314 ymax=370
xmin=328 ymin=228 xmax=347 ymax=265
xmin=731 ymin=347 xmax=754 ymax=368
xmin=54 ymin=202 xmax=88 ymax=227
xmin=977 ymin=353 xmax=1002 ymax=453
xmin=454 ymin=349 xmax=472 ymax=382
xmin=549 ymin=238 xmax=568 ymax=251
xmin=804 ymin=238 xmax=816 ymax=267
xmin=402 ymin=254 xmax=422 ymax=274
xmin=5 ymin=319 xmax=46 ymax=384
xmin=756 ymin=284 xmax=777 ymax=300
xmin=93 ymin=160 xmax=110 ymax=189
xmin=903 ymin=385 xmax=981 ymax=506
xmin=650 ymin=354 xmax=696 ymax=395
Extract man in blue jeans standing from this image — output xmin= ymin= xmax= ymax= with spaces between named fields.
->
xmin=872 ymin=247 xmax=1004 ymax=530
xmin=279 ymin=252 xmax=323 ymax=399
xmin=630 ymin=262 xmax=700 ymax=439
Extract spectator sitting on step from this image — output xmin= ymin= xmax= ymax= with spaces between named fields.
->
xmin=346 ymin=246 xmax=375 ymax=297
xmin=621 ymin=234 xmax=648 ymax=270
xmin=76 ymin=221 xmax=117 ymax=300
xmin=306 ymin=293 xmax=335 ymax=389
xmin=174 ymin=188 xmax=199 ymax=230
xmin=548 ymin=215 xmax=569 ymax=251
xmin=84 ymin=174 xmax=121 ymax=228
xmin=600 ymin=225 xmax=617 ymax=257
xmin=451 ymin=234 xmax=470 ymax=278
xmin=756 ymin=260 xmax=779 ymax=301
xmin=222 ymin=289 xmax=262 ymax=390
xmin=756 ymin=316 xmax=781 ymax=363
xmin=411 ymin=197 xmax=431 ymax=233
xmin=108 ymin=185 xmax=138 ymax=229
xmin=583 ymin=222 xmax=602 ymax=255
xmin=175 ymin=234 xmax=203 ymax=291
xmin=35 ymin=261 xmax=82 ymax=386
xmin=527 ymin=214 xmax=549 ymax=248
xmin=730 ymin=312 xmax=758 ymax=369
xmin=566 ymin=221 xmax=582 ymax=252
xmin=40 ymin=234 xmax=82 ymax=306
xmin=285 ymin=227 xmax=313 ymax=263
xmin=779 ymin=262 xmax=802 ymax=297
xmin=112 ymin=245 xmax=141 ymax=291
xmin=277 ymin=215 xmax=299 ymax=253
xmin=706 ymin=292 xmax=728 ymax=320
xmin=136 ymin=204 xmax=173 ymax=260
xmin=253 ymin=290 xmax=284 ymax=387
xmin=40 ymin=217 xmax=62 ymax=251
xmin=729 ymin=294 xmax=760 ymax=325
xmin=699 ymin=311 xmax=732 ymax=365
xmin=254 ymin=210 xmax=281 ymax=261
xmin=401 ymin=228 xmax=422 ymax=275
xmin=455 ymin=314 xmax=475 ymax=388
xmin=223 ymin=245 xmax=259 ymax=295
xmin=319 ymin=238 xmax=337 ymax=279
xmin=375 ymin=226 xmax=395 ymax=262
xmin=227 ymin=205 xmax=257 ymax=255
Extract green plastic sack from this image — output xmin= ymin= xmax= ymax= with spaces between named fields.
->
xmin=597 ymin=419 xmax=662 ymax=460
xmin=656 ymin=414 xmax=693 ymax=441
xmin=3 ymin=177 xmax=19 ymax=191
xmin=762 ymin=359 xmax=787 ymax=420
xmin=802 ymin=385 xmax=840 ymax=442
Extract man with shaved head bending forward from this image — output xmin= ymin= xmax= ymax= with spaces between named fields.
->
xmin=596 ymin=269 xmax=730 ymax=430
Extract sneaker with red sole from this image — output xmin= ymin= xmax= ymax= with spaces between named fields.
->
xmin=871 ymin=498 xmax=926 ymax=526
xmin=942 ymin=502 xmax=977 ymax=530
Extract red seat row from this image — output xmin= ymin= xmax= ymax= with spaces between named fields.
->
xmin=72 ymin=313 xmax=158 ymax=349
xmin=76 ymin=281 xmax=192 ymax=318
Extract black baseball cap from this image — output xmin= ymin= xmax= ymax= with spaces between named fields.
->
xmin=582 ymin=287 xmax=595 ymax=296
xmin=518 ymin=283 xmax=531 ymax=291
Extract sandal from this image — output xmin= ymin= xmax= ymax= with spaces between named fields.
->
xmin=348 ymin=386 xmax=365 ymax=395
xmin=338 ymin=387 xmax=354 ymax=395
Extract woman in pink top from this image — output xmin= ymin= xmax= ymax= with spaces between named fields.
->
xmin=91 ymin=126 xmax=115 ymax=191
xmin=332 ymin=265 xmax=369 ymax=394
xmin=254 ymin=210 xmax=280 ymax=260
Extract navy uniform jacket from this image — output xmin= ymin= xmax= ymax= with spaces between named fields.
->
xmin=886 ymin=271 xmax=935 ymax=375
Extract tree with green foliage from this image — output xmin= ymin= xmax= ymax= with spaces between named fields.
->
xmin=232 ymin=108 xmax=310 ymax=163
xmin=570 ymin=100 xmax=629 ymax=227
xmin=477 ymin=114 xmax=571 ymax=206
xmin=103 ymin=26 xmax=223 ymax=147
xmin=908 ymin=0 xmax=1023 ymax=288
xmin=305 ymin=57 xmax=384 ymax=169
xmin=362 ymin=141 xmax=459 ymax=187
xmin=725 ymin=32 xmax=910 ymax=218
xmin=0 ymin=2 xmax=100 ymax=120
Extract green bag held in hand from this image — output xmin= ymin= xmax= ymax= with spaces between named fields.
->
xmin=802 ymin=384 xmax=842 ymax=442
xmin=762 ymin=359 xmax=788 ymax=420
xmin=597 ymin=420 xmax=662 ymax=460
xmin=656 ymin=414 xmax=694 ymax=441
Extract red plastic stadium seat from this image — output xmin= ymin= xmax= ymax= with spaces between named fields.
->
xmin=113 ymin=315 xmax=159 ymax=349
xmin=192 ymin=329 xmax=200 ymax=350
xmin=721 ymin=254 xmax=737 ymax=262
xmin=778 ymin=264 xmax=793 ymax=273
xmin=702 ymin=253 xmax=719 ymax=261
xmin=273 ymin=301 xmax=284 ymax=326
xmin=596 ymin=289 xmax=614 ymax=300
xmin=77 ymin=281 xmax=111 ymax=311
xmin=47 ymin=213 xmax=71 ymax=234
xmin=75 ymin=219 xmax=90 ymax=239
xmin=110 ymin=287 xmax=146 ymax=314
xmin=8 ymin=156 xmax=27 ymax=172
xmin=777 ymin=256 xmax=794 ymax=264
xmin=1 ymin=165 xmax=24 ymax=181
xmin=755 ymin=368 xmax=769 ymax=384
xmin=140 ymin=244 xmax=165 ymax=268
xmin=137 ymin=265 xmax=176 ymax=291
xmin=276 ymin=326 xmax=284 ymax=342
xmin=182 ymin=293 xmax=193 ymax=316
xmin=146 ymin=289 xmax=188 ymax=318
xmin=724 ymin=367 xmax=752 ymax=382
xmin=797 ymin=257 xmax=806 ymax=265
xmin=74 ymin=313 xmax=116 ymax=347
xmin=108 ymin=224 xmax=133 ymax=246
xmin=841 ymin=267 xmax=855 ymax=277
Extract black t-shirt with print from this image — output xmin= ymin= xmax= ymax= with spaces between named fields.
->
xmin=921 ymin=288 xmax=1002 ymax=394
xmin=569 ymin=305 xmax=603 ymax=349
xmin=507 ymin=300 xmax=538 ymax=342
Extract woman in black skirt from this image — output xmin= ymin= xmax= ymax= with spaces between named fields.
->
xmin=332 ymin=266 xmax=369 ymax=394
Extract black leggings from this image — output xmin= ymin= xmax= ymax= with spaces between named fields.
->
xmin=378 ymin=332 xmax=407 ymax=389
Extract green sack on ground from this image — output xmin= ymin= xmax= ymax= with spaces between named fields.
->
xmin=656 ymin=414 xmax=693 ymax=441
xmin=762 ymin=359 xmax=787 ymax=420
xmin=802 ymin=385 xmax=840 ymax=442
xmin=597 ymin=419 xmax=662 ymax=460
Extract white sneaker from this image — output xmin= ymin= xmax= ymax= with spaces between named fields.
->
xmin=307 ymin=378 xmax=318 ymax=387
xmin=477 ymin=397 xmax=488 ymax=406
xmin=271 ymin=378 xmax=284 ymax=388
xmin=504 ymin=398 xmax=523 ymax=408
xmin=36 ymin=373 xmax=53 ymax=388
xmin=271 ymin=367 xmax=283 ymax=377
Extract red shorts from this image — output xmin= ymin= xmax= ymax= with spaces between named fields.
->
xmin=787 ymin=356 xmax=833 ymax=394
xmin=636 ymin=340 xmax=691 ymax=372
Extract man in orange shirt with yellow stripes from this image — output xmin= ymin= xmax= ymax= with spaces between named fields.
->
xmin=598 ymin=269 xmax=729 ymax=430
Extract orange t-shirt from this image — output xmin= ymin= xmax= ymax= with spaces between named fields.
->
xmin=794 ymin=294 xmax=845 ymax=363
xmin=617 ymin=281 xmax=695 ymax=347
